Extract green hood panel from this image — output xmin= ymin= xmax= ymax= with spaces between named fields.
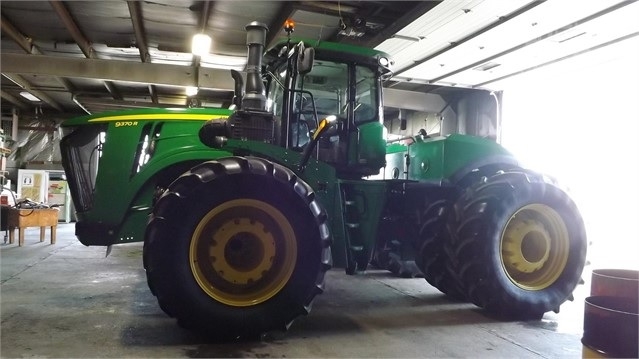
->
xmin=61 ymin=108 xmax=233 ymax=126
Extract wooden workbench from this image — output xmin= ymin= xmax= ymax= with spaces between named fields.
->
xmin=6 ymin=208 xmax=59 ymax=246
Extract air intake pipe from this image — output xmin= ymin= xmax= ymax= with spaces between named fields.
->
xmin=242 ymin=21 xmax=268 ymax=111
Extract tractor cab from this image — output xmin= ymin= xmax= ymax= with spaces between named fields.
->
xmin=264 ymin=38 xmax=393 ymax=177
xmin=200 ymin=21 xmax=392 ymax=177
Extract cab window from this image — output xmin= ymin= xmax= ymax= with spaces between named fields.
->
xmin=354 ymin=66 xmax=377 ymax=123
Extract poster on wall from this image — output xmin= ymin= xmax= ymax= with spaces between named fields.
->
xmin=48 ymin=180 xmax=68 ymax=206
xmin=17 ymin=169 xmax=48 ymax=203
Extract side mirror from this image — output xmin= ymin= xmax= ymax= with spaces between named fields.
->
xmin=296 ymin=43 xmax=314 ymax=75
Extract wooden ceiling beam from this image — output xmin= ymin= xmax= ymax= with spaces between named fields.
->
xmin=127 ymin=1 xmax=151 ymax=63
xmin=1 ymin=14 xmax=40 ymax=54
xmin=49 ymin=0 xmax=121 ymax=102
xmin=2 ymin=53 xmax=235 ymax=91
xmin=0 ymin=90 xmax=29 ymax=110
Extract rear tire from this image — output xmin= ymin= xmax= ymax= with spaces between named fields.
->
xmin=450 ymin=171 xmax=587 ymax=318
xmin=416 ymin=201 xmax=465 ymax=299
xmin=144 ymin=157 xmax=331 ymax=338
xmin=416 ymin=165 xmax=515 ymax=299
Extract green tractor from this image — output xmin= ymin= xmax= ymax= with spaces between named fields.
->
xmin=60 ymin=21 xmax=587 ymax=338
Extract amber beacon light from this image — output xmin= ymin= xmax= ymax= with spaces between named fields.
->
xmin=284 ymin=19 xmax=295 ymax=33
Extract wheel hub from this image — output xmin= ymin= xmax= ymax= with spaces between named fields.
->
xmin=500 ymin=204 xmax=570 ymax=290
xmin=189 ymin=199 xmax=297 ymax=307
xmin=502 ymin=219 xmax=551 ymax=273
xmin=210 ymin=218 xmax=276 ymax=285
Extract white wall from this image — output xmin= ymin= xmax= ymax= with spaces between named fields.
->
xmin=497 ymin=36 xmax=639 ymax=270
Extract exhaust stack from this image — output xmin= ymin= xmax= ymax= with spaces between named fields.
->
xmin=242 ymin=22 xmax=268 ymax=111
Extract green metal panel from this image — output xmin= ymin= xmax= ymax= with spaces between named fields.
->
xmin=64 ymin=108 xmax=234 ymax=244
xmin=387 ymin=134 xmax=515 ymax=182
xmin=441 ymin=134 xmax=515 ymax=178
xmin=351 ymin=121 xmax=386 ymax=173
xmin=91 ymin=121 xmax=229 ymax=222
xmin=404 ymin=138 xmax=445 ymax=181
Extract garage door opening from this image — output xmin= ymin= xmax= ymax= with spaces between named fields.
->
xmin=499 ymin=36 xmax=639 ymax=270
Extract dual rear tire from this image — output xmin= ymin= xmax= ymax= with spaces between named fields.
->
xmin=449 ymin=170 xmax=587 ymax=318
xmin=417 ymin=170 xmax=587 ymax=318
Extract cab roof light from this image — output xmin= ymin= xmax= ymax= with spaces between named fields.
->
xmin=284 ymin=19 xmax=295 ymax=34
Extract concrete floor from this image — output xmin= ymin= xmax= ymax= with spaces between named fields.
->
xmin=1 ymin=223 xmax=590 ymax=358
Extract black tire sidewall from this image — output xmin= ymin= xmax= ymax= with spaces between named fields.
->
xmin=147 ymin=163 xmax=322 ymax=334
xmin=475 ymin=179 xmax=587 ymax=314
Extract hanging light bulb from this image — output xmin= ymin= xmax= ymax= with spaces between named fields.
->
xmin=191 ymin=33 xmax=212 ymax=56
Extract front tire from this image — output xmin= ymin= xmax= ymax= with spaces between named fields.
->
xmin=450 ymin=171 xmax=587 ymax=318
xmin=144 ymin=157 xmax=331 ymax=338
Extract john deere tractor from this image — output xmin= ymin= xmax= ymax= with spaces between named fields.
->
xmin=60 ymin=21 xmax=587 ymax=338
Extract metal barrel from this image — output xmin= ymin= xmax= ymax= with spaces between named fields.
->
xmin=582 ymin=269 xmax=639 ymax=358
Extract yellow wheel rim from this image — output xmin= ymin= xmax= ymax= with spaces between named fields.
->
xmin=189 ymin=199 xmax=297 ymax=307
xmin=500 ymin=204 xmax=570 ymax=290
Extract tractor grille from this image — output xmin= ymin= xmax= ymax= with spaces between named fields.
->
xmin=229 ymin=111 xmax=275 ymax=143
xmin=60 ymin=124 xmax=107 ymax=212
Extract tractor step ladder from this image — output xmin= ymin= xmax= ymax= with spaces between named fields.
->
xmin=341 ymin=183 xmax=366 ymax=274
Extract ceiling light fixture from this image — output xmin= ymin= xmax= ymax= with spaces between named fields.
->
xmin=191 ymin=33 xmax=212 ymax=56
xmin=391 ymin=34 xmax=423 ymax=42
xmin=20 ymin=91 xmax=41 ymax=102
xmin=473 ymin=62 xmax=501 ymax=72
xmin=185 ymin=86 xmax=199 ymax=97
